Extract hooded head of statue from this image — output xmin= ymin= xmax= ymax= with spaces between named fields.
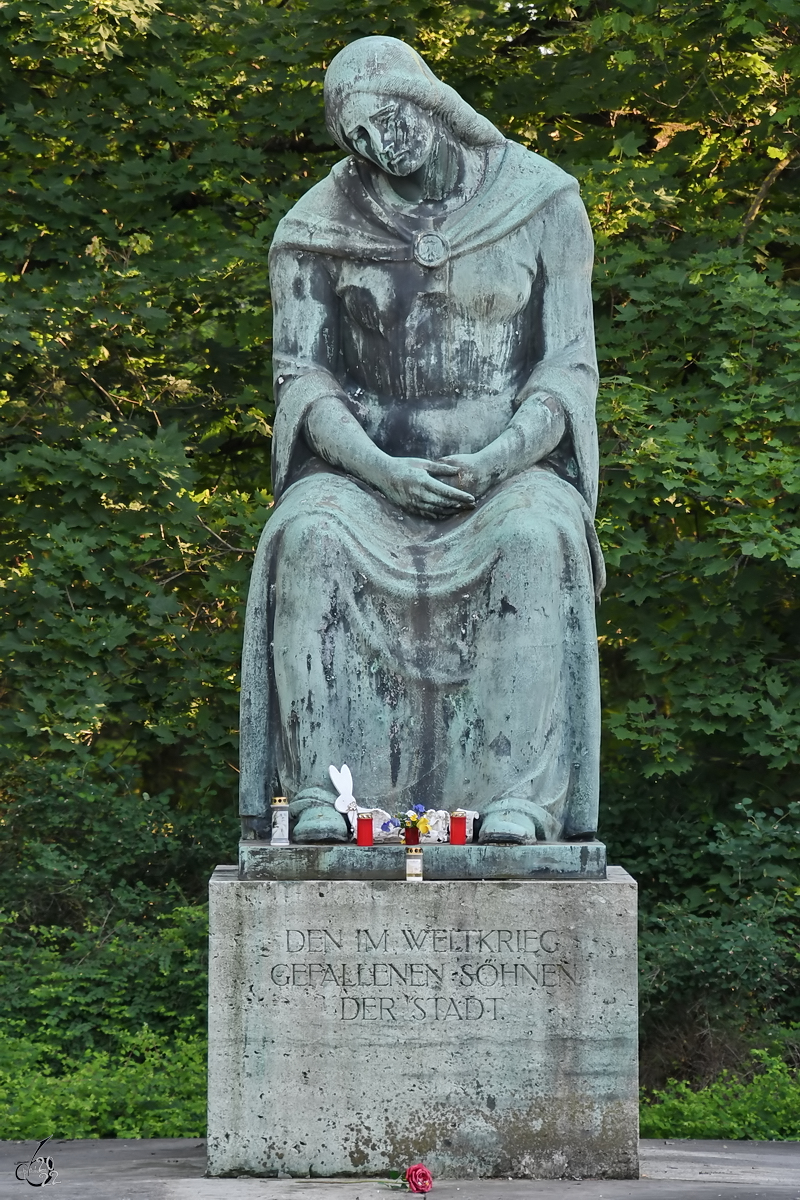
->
xmin=324 ymin=36 xmax=503 ymax=176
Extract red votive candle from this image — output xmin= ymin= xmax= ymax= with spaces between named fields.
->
xmin=450 ymin=810 xmax=467 ymax=845
xmin=357 ymin=812 xmax=373 ymax=847
xmin=404 ymin=826 xmax=420 ymax=846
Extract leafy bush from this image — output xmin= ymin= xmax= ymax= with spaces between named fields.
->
xmin=636 ymin=801 xmax=800 ymax=1084
xmin=0 ymin=764 xmax=216 ymax=1137
xmin=0 ymin=1027 xmax=205 ymax=1140
xmin=641 ymin=1050 xmax=800 ymax=1140
xmin=639 ymin=799 xmax=800 ymax=1010
xmin=0 ymin=763 xmax=231 ymax=1059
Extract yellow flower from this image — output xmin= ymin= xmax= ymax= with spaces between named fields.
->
xmin=418 ymin=818 xmax=431 ymax=835
xmin=409 ymin=813 xmax=418 ymax=823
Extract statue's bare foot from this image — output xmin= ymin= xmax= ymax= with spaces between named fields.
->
xmin=292 ymin=804 xmax=349 ymax=843
xmin=478 ymin=799 xmax=557 ymax=844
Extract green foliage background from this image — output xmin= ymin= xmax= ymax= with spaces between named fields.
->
xmin=1 ymin=0 xmax=799 ymax=1133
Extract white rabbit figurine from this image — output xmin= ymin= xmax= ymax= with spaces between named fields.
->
xmin=328 ymin=763 xmax=371 ymax=836
xmin=329 ymin=763 xmax=355 ymax=813
xmin=328 ymin=764 xmax=391 ymax=838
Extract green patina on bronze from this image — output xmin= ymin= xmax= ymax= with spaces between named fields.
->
xmin=240 ymin=36 xmax=604 ymax=845
xmin=238 ymin=842 xmax=607 ymax=882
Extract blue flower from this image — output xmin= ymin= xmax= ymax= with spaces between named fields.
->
xmin=413 ymin=804 xmax=426 ymax=815
xmin=391 ymin=818 xmax=401 ymax=828
xmin=381 ymin=821 xmax=392 ymax=832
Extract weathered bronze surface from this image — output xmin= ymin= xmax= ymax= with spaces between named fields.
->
xmin=240 ymin=37 xmax=604 ymax=845
xmin=238 ymin=840 xmax=608 ymax=882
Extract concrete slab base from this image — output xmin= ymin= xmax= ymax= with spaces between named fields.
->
xmin=207 ymin=866 xmax=639 ymax=1180
xmin=2 ymin=1139 xmax=799 ymax=1199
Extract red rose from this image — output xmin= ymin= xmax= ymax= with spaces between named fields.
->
xmin=406 ymin=1163 xmax=433 ymax=1193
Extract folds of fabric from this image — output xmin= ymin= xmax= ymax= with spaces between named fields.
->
xmin=240 ymin=467 xmax=600 ymax=837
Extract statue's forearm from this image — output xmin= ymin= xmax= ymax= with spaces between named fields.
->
xmin=477 ymin=394 xmax=566 ymax=487
xmin=304 ymin=394 xmax=391 ymax=489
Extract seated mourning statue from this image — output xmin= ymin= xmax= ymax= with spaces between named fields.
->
xmin=239 ymin=36 xmax=605 ymax=846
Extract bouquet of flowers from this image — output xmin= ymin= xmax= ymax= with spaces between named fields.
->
xmin=381 ymin=804 xmax=431 ymax=841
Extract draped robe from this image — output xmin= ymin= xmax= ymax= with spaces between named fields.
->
xmin=240 ymin=140 xmax=604 ymax=839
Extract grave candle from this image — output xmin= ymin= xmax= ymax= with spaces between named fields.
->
xmin=406 ymin=846 xmax=423 ymax=881
xmin=270 ymin=797 xmax=290 ymax=846
xmin=357 ymin=812 xmax=374 ymax=846
xmin=449 ymin=810 xmax=467 ymax=845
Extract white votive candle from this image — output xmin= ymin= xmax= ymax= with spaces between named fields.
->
xmin=270 ymin=797 xmax=290 ymax=846
xmin=405 ymin=846 xmax=423 ymax=881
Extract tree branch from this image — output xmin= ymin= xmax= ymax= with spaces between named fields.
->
xmin=196 ymin=515 xmax=256 ymax=554
xmin=737 ymin=148 xmax=799 ymax=245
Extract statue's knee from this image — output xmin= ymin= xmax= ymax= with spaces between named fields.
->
xmin=500 ymin=513 xmax=556 ymax=565
xmin=280 ymin=511 xmax=340 ymax=561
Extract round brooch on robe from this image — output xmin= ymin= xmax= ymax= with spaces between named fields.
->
xmin=413 ymin=230 xmax=450 ymax=269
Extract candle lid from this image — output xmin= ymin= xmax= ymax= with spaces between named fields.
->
xmin=406 ymin=846 xmax=423 ymax=855
xmin=451 ymin=808 xmax=467 ymax=816
xmin=357 ymin=811 xmax=372 ymax=820
xmin=271 ymin=796 xmax=289 ymax=806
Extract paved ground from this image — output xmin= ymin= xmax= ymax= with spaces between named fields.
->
xmin=1 ymin=1138 xmax=798 ymax=1199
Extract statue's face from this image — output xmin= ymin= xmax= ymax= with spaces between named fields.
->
xmin=339 ymin=94 xmax=436 ymax=176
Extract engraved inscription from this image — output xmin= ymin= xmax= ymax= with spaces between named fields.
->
xmin=265 ymin=927 xmax=578 ymax=1022
xmin=340 ymin=996 xmax=506 ymax=1021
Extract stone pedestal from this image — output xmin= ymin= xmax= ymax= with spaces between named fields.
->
xmin=207 ymin=866 xmax=638 ymax=1180
xmin=238 ymin=839 xmax=607 ymax=881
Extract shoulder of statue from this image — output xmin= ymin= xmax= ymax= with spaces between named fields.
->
xmin=445 ymin=141 xmax=580 ymax=259
xmin=270 ymin=165 xmax=346 ymax=249
xmin=270 ymin=157 xmax=406 ymax=261
xmin=499 ymin=140 xmax=580 ymax=200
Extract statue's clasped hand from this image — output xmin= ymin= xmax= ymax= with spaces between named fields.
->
xmin=440 ymin=451 xmax=496 ymax=502
xmin=379 ymin=456 xmax=475 ymax=519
